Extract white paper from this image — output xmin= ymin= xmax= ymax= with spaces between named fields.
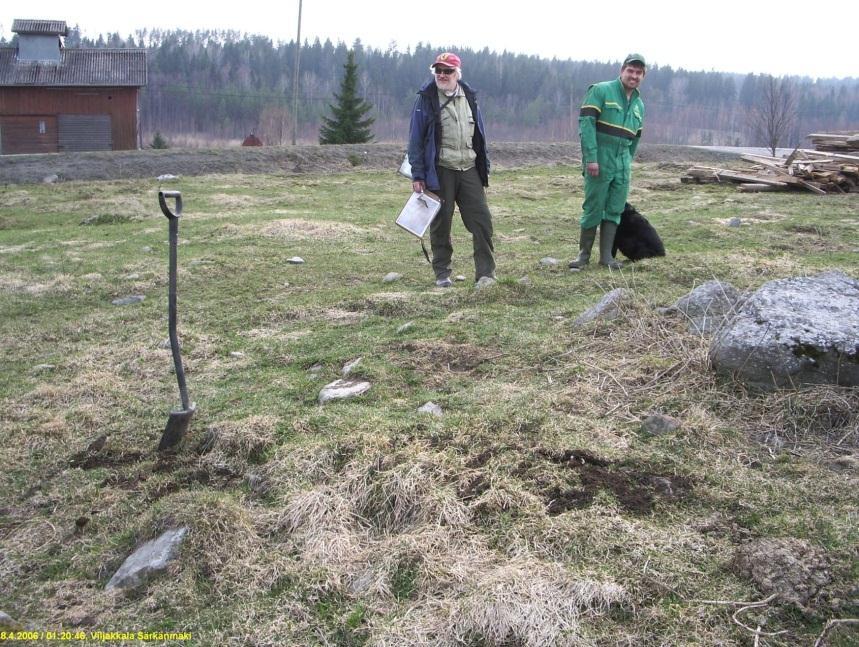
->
xmin=395 ymin=191 xmax=441 ymax=238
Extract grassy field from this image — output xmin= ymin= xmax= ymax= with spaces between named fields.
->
xmin=1 ymin=159 xmax=857 ymax=646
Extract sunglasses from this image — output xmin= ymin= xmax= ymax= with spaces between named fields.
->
xmin=434 ymin=68 xmax=456 ymax=75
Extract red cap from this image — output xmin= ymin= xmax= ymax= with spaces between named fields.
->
xmin=432 ymin=52 xmax=461 ymax=69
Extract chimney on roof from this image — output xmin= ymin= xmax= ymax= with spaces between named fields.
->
xmin=12 ymin=19 xmax=68 ymax=63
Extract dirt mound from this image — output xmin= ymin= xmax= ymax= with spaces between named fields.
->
xmin=734 ymin=538 xmax=832 ymax=607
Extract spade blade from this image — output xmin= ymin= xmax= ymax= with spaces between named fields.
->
xmin=158 ymin=404 xmax=196 ymax=451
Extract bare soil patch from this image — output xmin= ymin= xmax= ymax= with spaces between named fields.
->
xmin=532 ymin=448 xmax=694 ymax=515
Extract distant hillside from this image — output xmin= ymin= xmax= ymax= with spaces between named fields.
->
xmin=5 ymin=28 xmax=857 ymax=146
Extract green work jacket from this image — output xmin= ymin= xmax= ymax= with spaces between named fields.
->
xmin=579 ymin=78 xmax=644 ymax=174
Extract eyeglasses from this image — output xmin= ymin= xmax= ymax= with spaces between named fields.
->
xmin=434 ymin=68 xmax=456 ymax=75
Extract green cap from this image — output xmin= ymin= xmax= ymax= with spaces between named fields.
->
xmin=623 ymin=53 xmax=646 ymax=68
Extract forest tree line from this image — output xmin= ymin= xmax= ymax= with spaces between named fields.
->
xmin=2 ymin=27 xmax=857 ymax=147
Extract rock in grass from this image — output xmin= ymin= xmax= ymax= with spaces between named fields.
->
xmin=383 ymin=272 xmax=402 ymax=283
xmin=33 ymin=364 xmax=56 ymax=373
xmin=342 ymin=357 xmax=362 ymax=376
xmin=105 ymin=527 xmax=188 ymax=591
xmin=112 ymin=295 xmax=145 ymax=306
xmin=573 ymin=288 xmax=629 ymax=327
xmin=42 ymin=174 xmax=58 ymax=184
xmin=540 ymin=257 xmax=559 ymax=267
xmin=668 ymin=280 xmax=745 ymax=335
xmin=709 ymin=271 xmax=859 ymax=390
xmin=396 ymin=321 xmax=415 ymax=334
xmin=728 ymin=217 xmax=742 ymax=227
xmin=455 ymin=275 xmax=466 ymax=282
xmin=418 ymin=402 xmax=443 ymax=416
xmin=518 ymin=276 xmax=532 ymax=286
xmin=318 ymin=379 xmax=371 ymax=405
xmin=475 ymin=276 xmax=497 ymax=290
xmin=0 ymin=610 xmax=22 ymax=630
xmin=286 ymin=257 xmax=305 ymax=265
xmin=641 ymin=414 xmax=681 ymax=436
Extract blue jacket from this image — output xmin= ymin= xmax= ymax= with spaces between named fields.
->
xmin=407 ymin=79 xmax=490 ymax=192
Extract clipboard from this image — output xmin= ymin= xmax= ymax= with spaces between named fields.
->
xmin=395 ymin=191 xmax=441 ymax=239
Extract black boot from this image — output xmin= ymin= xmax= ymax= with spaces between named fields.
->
xmin=568 ymin=227 xmax=597 ymax=268
xmin=599 ymin=222 xmax=623 ymax=269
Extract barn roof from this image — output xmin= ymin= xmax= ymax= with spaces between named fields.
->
xmin=0 ymin=48 xmax=147 ymax=87
xmin=11 ymin=20 xmax=68 ymax=36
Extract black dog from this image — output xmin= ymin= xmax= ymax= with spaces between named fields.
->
xmin=612 ymin=203 xmax=666 ymax=261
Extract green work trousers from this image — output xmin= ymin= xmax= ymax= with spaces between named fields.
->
xmin=430 ymin=166 xmax=496 ymax=281
xmin=581 ymin=169 xmax=629 ymax=229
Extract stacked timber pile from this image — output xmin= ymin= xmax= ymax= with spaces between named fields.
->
xmin=682 ymin=149 xmax=859 ymax=194
xmin=808 ymin=132 xmax=859 ymax=152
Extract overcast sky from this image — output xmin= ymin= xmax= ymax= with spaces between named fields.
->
xmin=2 ymin=1 xmax=857 ymax=80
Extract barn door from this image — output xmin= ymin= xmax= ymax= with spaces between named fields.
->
xmin=58 ymin=114 xmax=112 ymax=152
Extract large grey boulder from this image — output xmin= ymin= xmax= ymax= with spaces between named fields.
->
xmin=669 ymin=280 xmax=745 ymax=334
xmin=709 ymin=271 xmax=859 ymax=390
xmin=105 ymin=527 xmax=188 ymax=590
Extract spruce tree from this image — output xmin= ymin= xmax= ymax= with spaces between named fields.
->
xmin=319 ymin=51 xmax=374 ymax=144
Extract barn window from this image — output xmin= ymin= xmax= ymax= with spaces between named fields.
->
xmin=39 ymin=120 xmax=47 ymax=135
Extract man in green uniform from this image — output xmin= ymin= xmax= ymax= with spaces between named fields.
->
xmin=570 ymin=54 xmax=646 ymax=270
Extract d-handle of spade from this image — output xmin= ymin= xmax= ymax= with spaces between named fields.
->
xmin=158 ymin=190 xmax=194 ymax=450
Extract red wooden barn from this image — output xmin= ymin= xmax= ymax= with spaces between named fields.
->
xmin=0 ymin=19 xmax=147 ymax=154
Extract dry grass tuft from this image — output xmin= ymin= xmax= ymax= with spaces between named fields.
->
xmin=562 ymin=294 xmax=717 ymax=427
xmin=0 ymin=272 xmax=74 ymax=295
xmin=278 ymin=485 xmax=355 ymax=535
xmin=0 ymin=519 xmax=64 ymax=581
xmin=203 ymin=415 xmax=280 ymax=462
xmin=259 ymin=441 xmax=340 ymax=493
xmin=268 ymin=484 xmax=368 ymax=577
xmin=260 ymin=218 xmax=368 ymax=241
xmin=27 ymin=580 xmax=121 ymax=629
xmin=747 ymin=387 xmax=859 ymax=450
xmin=371 ymin=559 xmax=626 ymax=647
xmin=343 ymin=452 xmax=470 ymax=535
xmin=319 ymin=308 xmax=367 ymax=326
xmin=138 ymin=490 xmax=268 ymax=596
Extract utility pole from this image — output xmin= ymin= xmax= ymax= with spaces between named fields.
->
xmin=291 ymin=0 xmax=303 ymax=145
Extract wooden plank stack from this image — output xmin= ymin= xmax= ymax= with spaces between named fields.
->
xmin=808 ymin=132 xmax=859 ymax=152
xmin=682 ymin=134 xmax=859 ymax=194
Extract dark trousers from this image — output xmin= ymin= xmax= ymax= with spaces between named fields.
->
xmin=430 ymin=166 xmax=496 ymax=281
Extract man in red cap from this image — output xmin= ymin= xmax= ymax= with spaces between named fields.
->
xmin=408 ymin=52 xmax=496 ymax=288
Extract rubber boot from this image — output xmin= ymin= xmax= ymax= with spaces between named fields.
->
xmin=598 ymin=221 xmax=623 ymax=269
xmin=568 ymin=227 xmax=597 ymax=268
